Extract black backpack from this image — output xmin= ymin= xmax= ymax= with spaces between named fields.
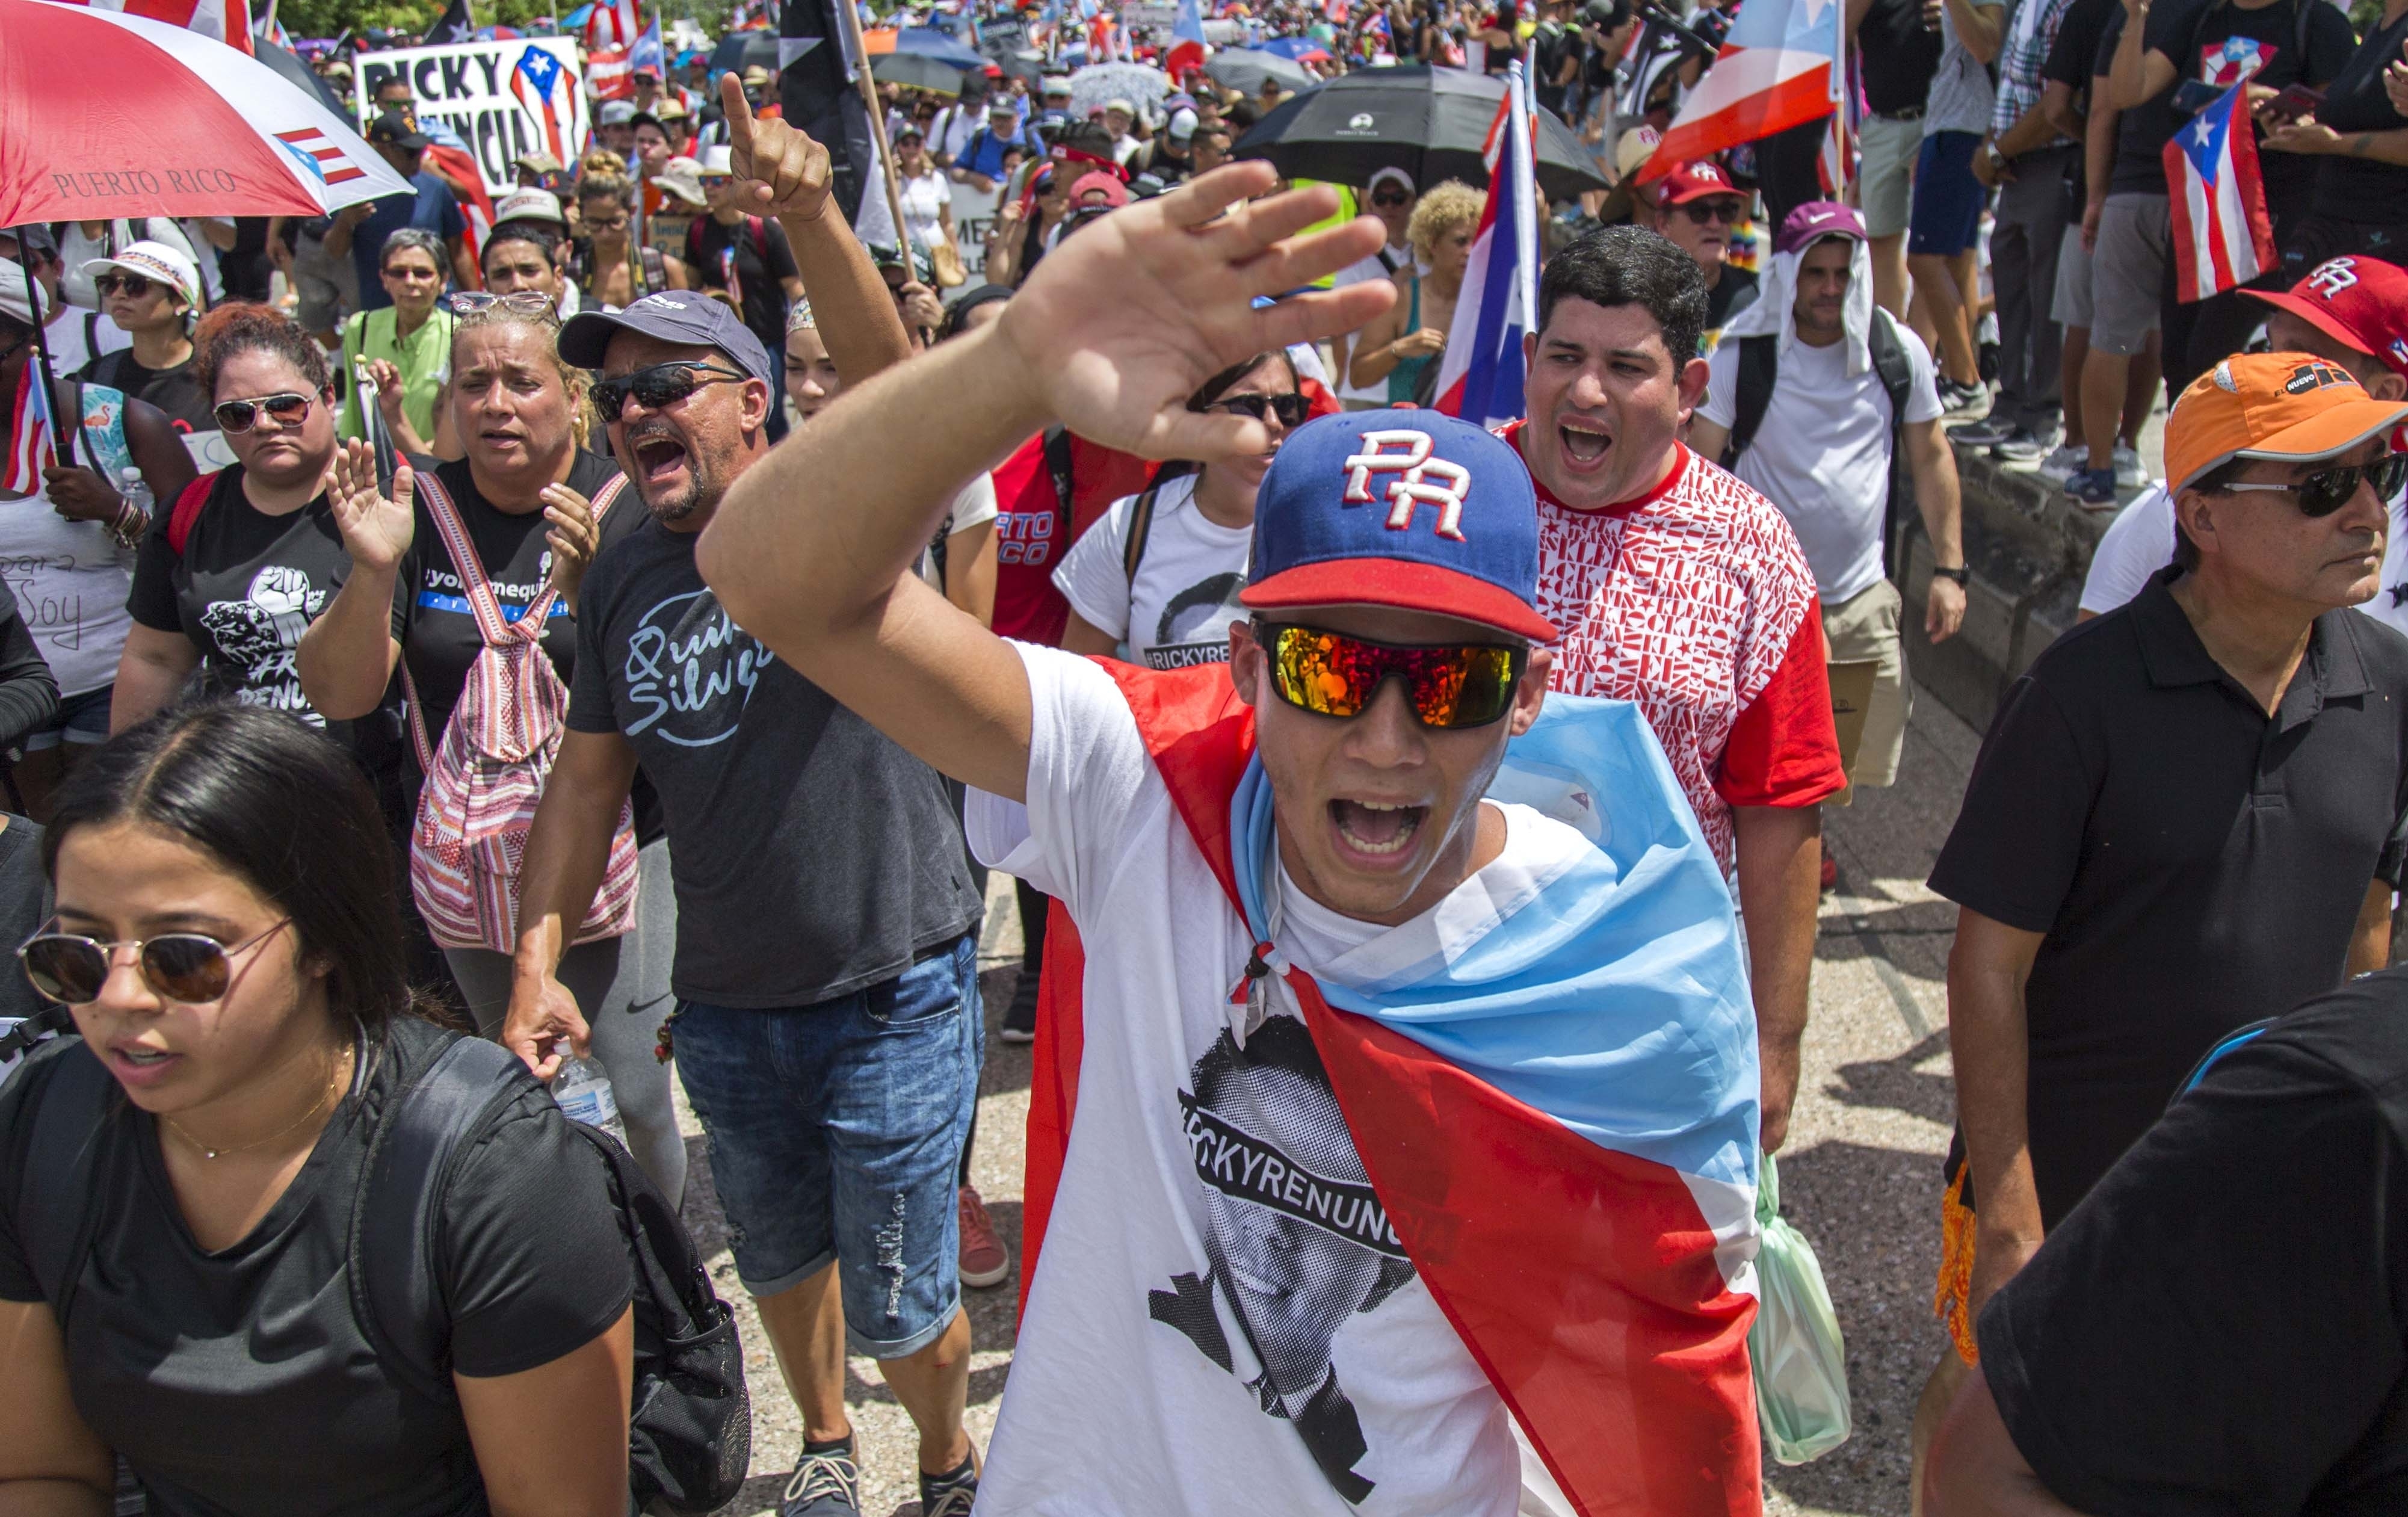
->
xmin=16 ymin=1032 xmax=750 ymax=1517
xmin=353 ymin=1036 xmax=750 ymax=1517
xmin=1721 ymin=310 xmax=1918 ymax=575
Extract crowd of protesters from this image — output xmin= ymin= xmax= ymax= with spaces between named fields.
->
xmin=4 ymin=0 xmax=2408 ymax=1512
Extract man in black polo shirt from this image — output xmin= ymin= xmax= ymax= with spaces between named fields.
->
xmin=1912 ymin=350 xmax=2408 ymax=1484
xmin=1930 ymin=969 xmax=2408 ymax=1514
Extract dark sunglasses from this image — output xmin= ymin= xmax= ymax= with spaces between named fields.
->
xmin=1370 ymin=188 xmax=1414 ymax=208
xmin=592 ymin=360 xmax=749 ymax=422
xmin=1254 ymin=622 xmax=1527 ymax=729
xmin=95 ymin=273 xmax=160 ymax=298
xmin=1679 ymin=199 xmax=1744 ymax=226
xmin=2214 ymin=453 xmax=2408 ymax=517
xmin=20 ymin=919 xmax=291 ymax=1006
xmin=212 ymin=392 xmax=315 ymax=433
xmin=1210 ymin=392 xmax=1312 ymax=427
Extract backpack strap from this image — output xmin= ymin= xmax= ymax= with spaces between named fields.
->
xmin=16 ymin=1041 xmax=119 ymax=1333
xmin=418 ymin=471 xmax=555 ymax=648
xmin=749 ymin=215 xmax=770 ymax=268
xmin=1721 ymin=333 xmax=1779 ymax=469
xmin=347 ymin=1034 xmax=532 ymax=1409
xmin=638 ymin=246 xmax=667 ymax=297
xmin=1042 ymin=425 xmax=1076 ymax=549
xmin=1866 ymin=310 xmax=1918 ymax=578
xmin=166 ymin=471 xmax=217 ymax=557
xmin=1122 ymin=483 xmax=1163 ymax=584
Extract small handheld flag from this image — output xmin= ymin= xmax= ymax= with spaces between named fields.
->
xmin=2165 ymin=82 xmax=2278 ymax=304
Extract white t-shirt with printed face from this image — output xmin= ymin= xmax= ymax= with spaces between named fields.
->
xmin=966 ymin=644 xmax=1594 ymax=1517
xmin=1052 ymin=474 xmax=1253 ymax=669
xmin=1697 ymin=323 xmax=1943 ymax=607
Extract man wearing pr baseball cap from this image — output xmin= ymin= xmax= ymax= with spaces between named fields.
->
xmin=510 ymin=87 xmax=989 ymax=1516
xmin=697 ymin=159 xmax=1765 ymax=1514
xmin=1925 ymin=346 xmax=2408 ymax=1443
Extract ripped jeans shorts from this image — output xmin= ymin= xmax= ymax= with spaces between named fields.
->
xmin=671 ymin=933 xmax=982 ymax=1358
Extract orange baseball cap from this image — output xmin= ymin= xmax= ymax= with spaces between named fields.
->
xmin=2164 ymin=351 xmax=2408 ymax=494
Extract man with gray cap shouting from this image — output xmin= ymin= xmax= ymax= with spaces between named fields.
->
xmin=500 ymin=80 xmax=986 ymax=1517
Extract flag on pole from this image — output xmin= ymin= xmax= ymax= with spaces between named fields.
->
xmin=1434 ymin=63 xmax=1540 ymax=429
xmin=3 ymin=365 xmax=54 ymax=498
xmin=1164 ymin=0 xmax=1208 ymax=79
xmin=425 ymin=0 xmax=473 ymax=46
xmin=590 ymin=38 xmax=635 ymax=97
xmin=1640 ymin=0 xmax=1839 ymax=181
xmin=64 ymin=0 xmax=254 ymax=54
xmin=628 ymin=16 xmax=665 ymax=81
xmin=2164 ymin=81 xmax=2278 ymax=303
xmin=511 ymin=44 xmax=578 ymax=168
xmin=586 ymin=0 xmax=640 ymax=52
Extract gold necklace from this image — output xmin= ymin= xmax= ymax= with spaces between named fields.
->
xmin=162 ymin=1052 xmax=346 ymax=1161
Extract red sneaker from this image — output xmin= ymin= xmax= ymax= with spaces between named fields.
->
xmin=1819 ymin=853 xmax=1839 ymax=894
xmin=958 ymin=1185 xmax=1011 ymax=1289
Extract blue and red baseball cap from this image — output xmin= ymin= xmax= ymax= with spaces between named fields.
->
xmin=1240 ymin=412 xmax=1558 ymax=642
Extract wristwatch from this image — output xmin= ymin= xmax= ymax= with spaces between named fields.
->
xmin=1981 ymin=142 xmax=2007 ymax=172
xmin=1933 ymin=565 xmax=1971 ymax=585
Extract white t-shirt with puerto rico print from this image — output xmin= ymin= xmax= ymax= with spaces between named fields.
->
xmin=966 ymin=644 xmax=1591 ymax=1517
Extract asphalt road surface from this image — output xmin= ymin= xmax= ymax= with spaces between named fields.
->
xmin=682 ymin=686 xmax=1981 ymax=1517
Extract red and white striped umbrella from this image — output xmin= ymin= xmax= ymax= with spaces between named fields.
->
xmin=0 ymin=0 xmax=412 ymax=227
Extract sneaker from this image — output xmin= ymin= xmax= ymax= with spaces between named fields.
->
xmin=1993 ymin=427 xmax=2055 ymax=464
xmin=999 ymin=969 xmax=1037 ymax=1044
xmin=1818 ymin=853 xmax=1839 ymax=894
xmin=780 ymin=1438 xmax=861 ymax=1517
xmin=2113 ymin=442 xmax=2149 ymax=487
xmin=959 ymin=1185 xmax=1012 ymax=1289
xmin=2036 ymin=442 xmax=2086 ymax=483
xmin=1938 ymin=378 xmax=1989 ymax=418
xmin=1946 ymin=413 xmax=2016 ymax=448
xmin=2064 ymin=467 xmax=2119 ymax=507
xmin=920 ymin=1454 xmax=980 ymax=1517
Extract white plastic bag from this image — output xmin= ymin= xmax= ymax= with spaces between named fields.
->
xmin=1749 ymin=1152 xmax=1853 ymax=1465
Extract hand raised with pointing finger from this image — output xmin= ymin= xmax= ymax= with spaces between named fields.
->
xmin=993 ymin=162 xmax=1394 ymax=466
xmin=719 ymin=72 xmax=834 ymax=224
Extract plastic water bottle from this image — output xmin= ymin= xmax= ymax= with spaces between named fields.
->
xmin=549 ymin=1039 xmax=626 ymax=1145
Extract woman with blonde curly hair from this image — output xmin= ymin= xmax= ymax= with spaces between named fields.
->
xmin=296 ymin=295 xmax=688 ymax=1208
xmin=1347 ymin=178 xmax=1483 ymax=406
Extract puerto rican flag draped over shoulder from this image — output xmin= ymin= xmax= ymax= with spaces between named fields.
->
xmin=2165 ymin=80 xmax=2278 ymax=303
xmin=1434 ymin=64 xmax=1539 ymax=428
xmin=1640 ymin=0 xmax=1839 ymax=181
xmin=586 ymin=0 xmax=641 ymax=52
xmin=1023 ymin=666 xmax=1766 ymax=1516
xmin=1163 ymin=0 xmax=1209 ymax=80
xmin=62 ymin=0 xmax=252 ymax=52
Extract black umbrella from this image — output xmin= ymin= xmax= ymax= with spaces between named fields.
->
xmin=254 ymin=36 xmax=351 ymax=119
xmin=872 ymin=51 xmax=969 ymax=95
xmin=1205 ymin=48 xmax=1312 ymax=98
xmin=1232 ymin=66 xmax=1608 ymax=201
xmin=708 ymin=29 xmax=783 ymax=78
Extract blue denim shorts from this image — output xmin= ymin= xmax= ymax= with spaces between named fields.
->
xmin=1909 ymin=129 xmax=1987 ymax=258
xmin=671 ymin=933 xmax=982 ymax=1358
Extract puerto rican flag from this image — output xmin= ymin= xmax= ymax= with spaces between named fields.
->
xmin=511 ymin=44 xmax=578 ymax=167
xmin=628 ymin=17 xmax=665 ymax=85
xmin=3 ymin=365 xmax=55 ymax=498
xmin=1163 ymin=0 xmax=1209 ymax=81
xmin=2166 ymin=80 xmax=2278 ymax=303
xmin=1434 ymin=64 xmax=1538 ymax=428
xmin=61 ymin=0 xmax=253 ymax=54
xmin=590 ymin=38 xmax=635 ymax=99
xmin=273 ymin=125 xmax=369 ymax=186
xmin=1023 ymin=666 xmax=1765 ymax=1516
xmin=1642 ymin=0 xmax=1839 ymax=182
xmin=585 ymin=0 xmax=640 ymax=52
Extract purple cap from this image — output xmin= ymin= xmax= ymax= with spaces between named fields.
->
xmin=1773 ymin=200 xmax=1865 ymax=256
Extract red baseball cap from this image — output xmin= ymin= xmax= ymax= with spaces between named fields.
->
xmin=1656 ymin=159 xmax=1744 ymax=206
xmin=1070 ymin=171 xmax=1130 ymax=209
xmin=2245 ymin=256 xmax=2408 ymax=380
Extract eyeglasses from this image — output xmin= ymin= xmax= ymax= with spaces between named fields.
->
xmin=592 ymin=360 xmax=750 ymax=421
xmin=448 ymin=289 xmax=558 ymax=319
xmin=94 ymin=273 xmax=161 ymax=298
xmin=1678 ymin=199 xmax=1744 ymax=226
xmin=1209 ymin=391 xmax=1311 ymax=427
xmin=1369 ymin=189 xmax=1414 ymax=208
xmin=20 ymin=919 xmax=292 ymax=1006
xmin=212 ymin=392 xmax=315 ymax=433
xmin=584 ymin=212 xmax=630 ymax=232
xmin=1253 ymin=622 xmax=1527 ymax=729
xmin=2212 ymin=454 xmax=2408 ymax=518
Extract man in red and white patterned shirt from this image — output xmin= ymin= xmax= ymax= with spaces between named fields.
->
xmin=1508 ymin=226 xmax=1845 ymax=1152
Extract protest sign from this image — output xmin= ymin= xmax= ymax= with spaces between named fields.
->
xmin=1120 ymin=4 xmax=1179 ymax=31
xmin=951 ymin=176 xmax=1000 ymax=277
xmin=978 ymin=17 xmax=1027 ymax=56
xmin=355 ymin=39 xmax=588 ymax=196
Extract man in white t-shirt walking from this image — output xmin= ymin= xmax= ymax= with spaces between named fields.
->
xmin=696 ymin=162 xmax=1768 ymax=1516
xmin=1690 ymin=202 xmax=1969 ymax=802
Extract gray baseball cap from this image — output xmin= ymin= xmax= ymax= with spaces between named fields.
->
xmin=558 ymin=288 xmax=777 ymax=391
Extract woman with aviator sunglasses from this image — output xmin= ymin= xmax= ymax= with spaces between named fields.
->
xmin=298 ymin=296 xmax=688 ymax=1206
xmin=0 ymin=703 xmax=638 ymax=1517
xmin=1057 ymin=351 xmax=1306 ymax=670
